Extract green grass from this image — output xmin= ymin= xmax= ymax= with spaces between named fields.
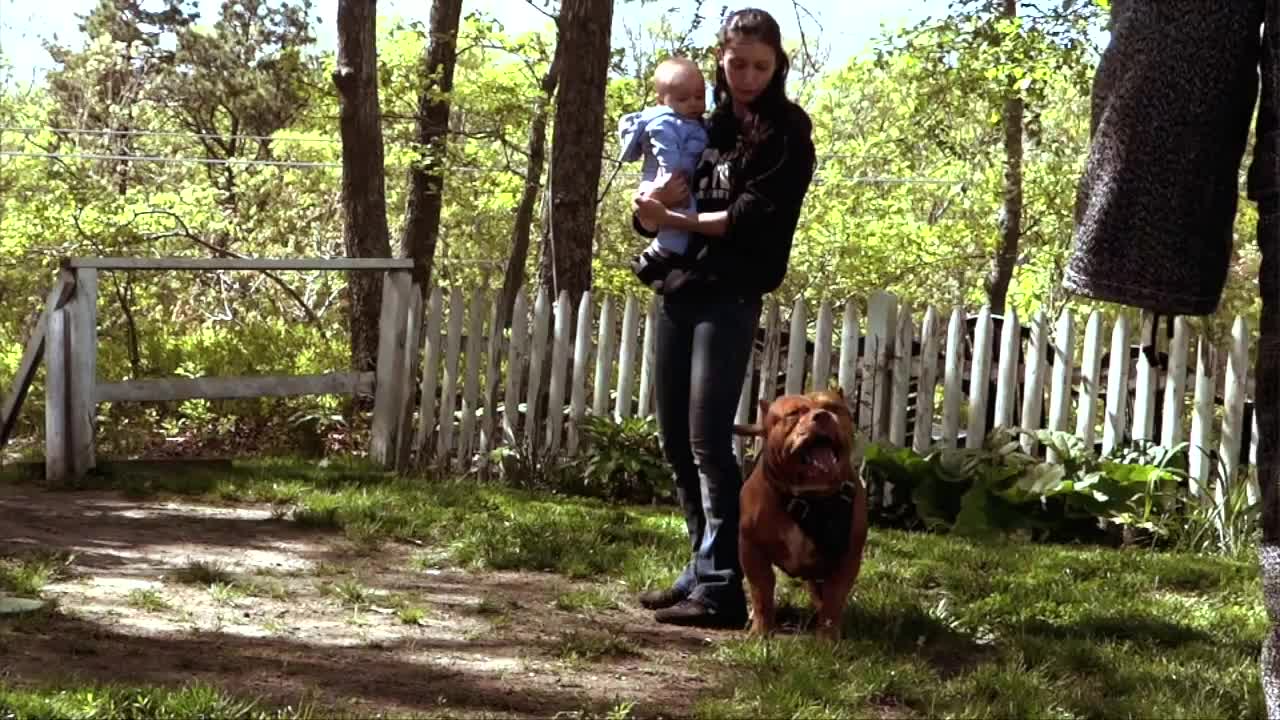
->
xmin=5 ymin=458 xmax=1268 ymax=718
xmin=555 ymin=588 xmax=621 ymax=612
xmin=125 ymin=588 xmax=171 ymax=612
xmin=553 ymin=628 xmax=642 ymax=663
xmin=0 ymin=552 xmax=73 ymax=597
xmin=695 ymin=532 xmax=1266 ymax=719
xmin=167 ymin=559 xmax=238 ymax=587
xmin=0 ymin=682 xmax=317 ymax=719
xmin=25 ymin=457 xmax=690 ymax=590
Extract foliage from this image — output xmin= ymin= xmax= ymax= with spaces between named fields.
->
xmin=566 ymin=414 xmax=672 ymax=504
xmin=864 ymin=426 xmax=1260 ymax=553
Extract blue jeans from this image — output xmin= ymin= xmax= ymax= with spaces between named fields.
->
xmin=654 ymin=292 xmax=761 ymax=611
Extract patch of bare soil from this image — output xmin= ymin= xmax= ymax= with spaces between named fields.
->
xmin=0 ymin=484 xmax=734 ymax=719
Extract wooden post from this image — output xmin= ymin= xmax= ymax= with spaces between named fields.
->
xmin=2 ymin=275 xmax=74 ymax=453
xmin=68 ymin=268 xmax=98 ymax=478
xmin=45 ymin=302 xmax=69 ymax=485
xmin=371 ymin=270 xmax=411 ymax=468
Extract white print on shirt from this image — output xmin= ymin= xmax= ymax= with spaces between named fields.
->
xmin=695 ymin=148 xmax=731 ymax=202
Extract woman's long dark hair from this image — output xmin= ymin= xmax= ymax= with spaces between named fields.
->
xmin=708 ymin=8 xmax=792 ymax=165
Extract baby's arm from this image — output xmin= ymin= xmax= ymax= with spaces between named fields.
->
xmin=646 ymin=115 xmax=688 ymax=207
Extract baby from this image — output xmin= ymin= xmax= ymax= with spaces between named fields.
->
xmin=616 ymin=56 xmax=708 ymax=286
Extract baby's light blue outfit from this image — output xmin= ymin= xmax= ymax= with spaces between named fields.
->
xmin=617 ymin=105 xmax=708 ymax=255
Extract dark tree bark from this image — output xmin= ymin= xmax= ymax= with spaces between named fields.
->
xmin=985 ymin=0 xmax=1024 ymax=314
xmin=400 ymin=0 xmax=464 ymax=297
xmin=539 ymin=0 xmax=615 ymax=305
xmin=333 ymin=0 xmax=392 ymax=373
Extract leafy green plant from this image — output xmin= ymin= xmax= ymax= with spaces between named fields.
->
xmin=565 ymin=415 xmax=672 ymax=504
xmin=864 ymin=427 xmax=1190 ymax=544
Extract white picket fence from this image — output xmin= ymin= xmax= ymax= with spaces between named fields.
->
xmin=409 ymin=287 xmax=1259 ymax=503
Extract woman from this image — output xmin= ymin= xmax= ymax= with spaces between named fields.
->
xmin=631 ymin=7 xmax=816 ymax=629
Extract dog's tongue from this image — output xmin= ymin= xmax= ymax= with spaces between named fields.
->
xmin=809 ymin=446 xmax=838 ymax=474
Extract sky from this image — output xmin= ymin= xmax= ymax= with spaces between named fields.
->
xmin=0 ymin=0 xmax=955 ymax=85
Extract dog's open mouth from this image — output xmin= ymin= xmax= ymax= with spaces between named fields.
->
xmin=795 ymin=434 xmax=841 ymax=476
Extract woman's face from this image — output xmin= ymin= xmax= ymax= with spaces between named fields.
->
xmin=718 ymin=36 xmax=777 ymax=106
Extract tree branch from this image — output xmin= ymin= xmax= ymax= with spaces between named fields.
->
xmin=127 ymin=209 xmax=330 ymax=334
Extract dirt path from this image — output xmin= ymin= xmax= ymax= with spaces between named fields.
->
xmin=0 ymin=484 xmax=733 ymax=718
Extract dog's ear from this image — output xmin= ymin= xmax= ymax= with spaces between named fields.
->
xmin=758 ymin=398 xmax=772 ymax=428
xmin=831 ymin=384 xmax=846 ymax=401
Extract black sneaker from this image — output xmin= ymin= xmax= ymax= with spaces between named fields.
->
xmin=653 ymin=598 xmax=748 ymax=629
xmin=638 ymin=586 xmax=688 ymax=610
xmin=631 ymin=248 xmax=673 ymax=286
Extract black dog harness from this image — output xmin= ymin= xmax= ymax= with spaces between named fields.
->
xmin=780 ymin=477 xmax=860 ymax=565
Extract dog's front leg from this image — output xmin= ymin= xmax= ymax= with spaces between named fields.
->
xmin=739 ymin=534 xmax=776 ymax=636
xmin=815 ymin=489 xmax=869 ymax=642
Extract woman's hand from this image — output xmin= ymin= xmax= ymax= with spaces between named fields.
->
xmin=648 ymin=171 xmax=690 ymax=207
xmin=633 ymin=194 xmax=669 ymax=229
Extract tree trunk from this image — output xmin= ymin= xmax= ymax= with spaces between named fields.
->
xmin=497 ymin=47 xmax=562 ymax=332
xmin=333 ymin=0 xmax=392 ymax=374
xmin=400 ymin=0 xmax=464 ymax=298
xmin=985 ymin=0 xmax=1023 ymax=314
xmin=539 ymin=0 xmax=615 ymax=306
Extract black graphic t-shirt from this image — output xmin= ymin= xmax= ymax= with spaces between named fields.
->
xmin=638 ymin=101 xmax=817 ymax=299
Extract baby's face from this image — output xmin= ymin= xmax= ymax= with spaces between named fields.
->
xmin=661 ymin=68 xmax=706 ymax=120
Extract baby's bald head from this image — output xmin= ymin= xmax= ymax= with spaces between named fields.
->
xmin=654 ymin=57 xmax=706 ymax=119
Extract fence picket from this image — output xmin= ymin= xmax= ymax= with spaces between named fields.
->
xmin=786 ymin=297 xmax=807 ymax=396
xmin=757 ymin=299 xmax=781 ymax=454
xmin=838 ymin=301 xmax=860 ymax=413
xmin=863 ymin=292 xmax=897 ymax=441
xmin=1047 ymin=309 xmax=1076 ymax=462
xmin=545 ymin=290 xmax=573 ymax=455
xmin=458 ymin=288 xmax=486 ymax=469
xmin=1189 ymin=338 xmax=1215 ymax=499
xmin=437 ymin=287 xmax=465 ymax=461
xmin=993 ymin=307 xmax=1020 ymax=430
xmin=913 ymin=306 xmax=940 ymax=453
xmin=616 ymin=296 xmax=640 ymax=420
xmin=637 ymin=297 xmax=658 ymax=418
xmin=1019 ymin=311 xmax=1048 ymax=455
xmin=813 ymin=301 xmax=834 ymax=392
xmin=941 ymin=307 xmax=965 ymax=448
xmin=413 ymin=287 xmax=444 ymax=462
xmin=592 ymin=296 xmax=617 ymax=418
xmin=1103 ymin=315 xmax=1131 ymax=455
xmin=502 ymin=292 xmax=530 ymax=446
xmin=1075 ymin=311 xmax=1104 ymax=450
xmin=966 ymin=306 xmax=994 ymax=449
xmin=1132 ymin=311 xmax=1158 ymax=443
xmin=1220 ymin=316 xmax=1249 ymax=492
xmin=526 ymin=287 xmax=553 ymax=454
xmin=567 ymin=291 xmax=594 ymax=454
xmin=1161 ymin=316 xmax=1190 ymax=448
xmin=889 ymin=310 xmax=913 ymax=448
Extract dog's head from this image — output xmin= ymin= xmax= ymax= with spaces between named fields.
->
xmin=757 ymin=388 xmax=858 ymax=495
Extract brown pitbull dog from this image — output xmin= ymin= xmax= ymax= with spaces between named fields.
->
xmin=736 ymin=388 xmax=867 ymax=641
